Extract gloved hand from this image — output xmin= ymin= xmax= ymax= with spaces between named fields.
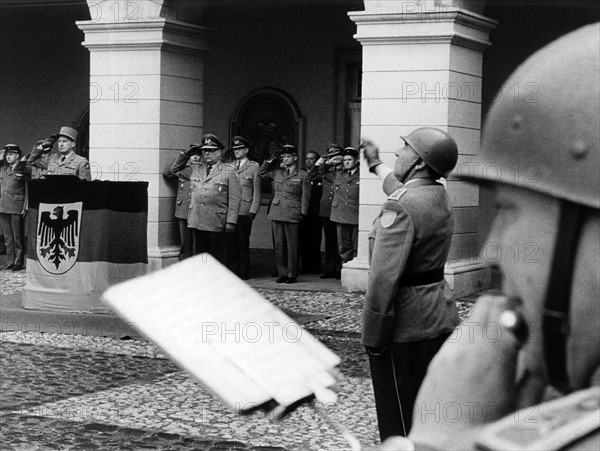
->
xmin=361 ymin=139 xmax=383 ymax=173
xmin=28 ymin=143 xmax=44 ymax=162
xmin=409 ymin=295 xmax=529 ymax=450
xmin=326 ymin=155 xmax=343 ymax=166
xmin=184 ymin=143 xmax=201 ymax=157
xmin=46 ymin=134 xmax=59 ymax=145
xmin=225 ymin=223 xmax=236 ymax=234
xmin=270 ymin=148 xmax=282 ymax=161
xmin=248 ymin=212 xmax=256 ymax=222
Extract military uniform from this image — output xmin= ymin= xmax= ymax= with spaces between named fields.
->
xmin=330 ymin=166 xmax=359 ymax=263
xmin=0 ymin=145 xmax=26 ymax=270
xmin=163 ymin=158 xmax=193 ymax=260
xmin=228 ymin=156 xmax=261 ymax=279
xmin=364 ymin=177 xmax=460 ymax=440
xmin=32 ymin=151 xmax=91 ymax=180
xmin=172 ymin=152 xmax=241 ymax=264
xmin=314 ymin=154 xmax=342 ymax=278
xmin=259 ymin=155 xmax=311 ymax=281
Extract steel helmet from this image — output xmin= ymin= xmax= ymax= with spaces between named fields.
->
xmin=402 ymin=127 xmax=458 ymax=178
xmin=463 ymin=23 xmax=600 ymax=209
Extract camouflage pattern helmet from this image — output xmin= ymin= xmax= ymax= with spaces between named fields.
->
xmin=402 ymin=127 xmax=458 ymax=178
xmin=464 ymin=23 xmax=600 ymax=209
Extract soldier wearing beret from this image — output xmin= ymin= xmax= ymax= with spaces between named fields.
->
xmin=27 ymin=126 xmax=91 ymax=180
xmin=163 ymin=150 xmax=202 ymax=260
xmin=0 ymin=144 xmax=27 ymax=271
xmin=259 ymin=144 xmax=311 ymax=284
xmin=330 ymin=146 xmax=360 ymax=264
xmin=170 ymin=134 xmax=241 ymax=266
xmin=311 ymin=143 xmax=344 ymax=279
xmin=226 ymin=136 xmax=261 ymax=280
xmin=361 ymin=127 xmax=460 ymax=440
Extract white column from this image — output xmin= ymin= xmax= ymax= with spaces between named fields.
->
xmin=77 ymin=2 xmax=211 ymax=270
xmin=344 ymin=3 xmax=497 ymax=296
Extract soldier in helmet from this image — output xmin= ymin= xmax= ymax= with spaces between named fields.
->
xmin=383 ymin=23 xmax=600 ymax=451
xmin=361 ymin=127 xmax=460 ymax=440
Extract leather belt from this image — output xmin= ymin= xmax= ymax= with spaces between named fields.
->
xmin=399 ymin=267 xmax=444 ymax=287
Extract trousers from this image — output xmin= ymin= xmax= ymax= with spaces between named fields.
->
xmin=368 ymin=332 xmax=451 ymax=440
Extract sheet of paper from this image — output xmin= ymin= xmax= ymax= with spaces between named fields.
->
xmin=102 ymin=253 xmax=341 ymax=411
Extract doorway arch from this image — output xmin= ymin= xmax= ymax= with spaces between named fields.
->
xmin=229 ymin=87 xmax=305 ymax=165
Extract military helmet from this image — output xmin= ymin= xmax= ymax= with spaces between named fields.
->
xmin=402 ymin=127 xmax=458 ymax=178
xmin=463 ymin=23 xmax=599 ymax=209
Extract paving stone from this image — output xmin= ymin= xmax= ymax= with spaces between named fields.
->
xmin=0 ymin=268 xmax=475 ymax=450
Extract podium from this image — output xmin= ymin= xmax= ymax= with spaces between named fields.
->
xmin=22 ymin=178 xmax=149 ymax=313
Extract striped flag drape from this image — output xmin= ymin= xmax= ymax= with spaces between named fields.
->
xmin=22 ymin=178 xmax=148 ymax=313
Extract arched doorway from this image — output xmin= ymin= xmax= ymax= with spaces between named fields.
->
xmin=229 ymin=87 xmax=305 ymax=166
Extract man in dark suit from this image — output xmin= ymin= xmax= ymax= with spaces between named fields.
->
xmin=227 ymin=136 xmax=261 ymax=280
xmin=259 ymin=144 xmax=311 ymax=284
xmin=361 ymin=128 xmax=460 ymax=440
xmin=299 ymin=150 xmax=322 ymax=274
xmin=170 ymin=134 xmax=241 ymax=265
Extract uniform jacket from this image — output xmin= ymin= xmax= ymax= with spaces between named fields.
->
xmin=172 ymin=153 xmax=241 ymax=232
xmin=362 ymin=177 xmax=459 ymax=347
xmin=330 ymin=167 xmax=360 ymax=225
xmin=32 ymin=151 xmax=91 ymax=180
xmin=234 ymin=159 xmax=261 ymax=216
xmin=163 ymin=159 xmax=192 ymax=220
xmin=259 ymin=160 xmax=311 ymax=223
xmin=313 ymin=163 xmax=338 ymax=218
xmin=0 ymin=159 xmax=26 ymax=214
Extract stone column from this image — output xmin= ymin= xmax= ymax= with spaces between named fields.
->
xmin=344 ymin=2 xmax=497 ymax=296
xmin=77 ymin=1 xmax=211 ymax=270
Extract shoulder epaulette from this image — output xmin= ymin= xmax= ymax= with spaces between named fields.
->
xmin=477 ymin=386 xmax=600 ymax=451
xmin=388 ymin=187 xmax=407 ymax=201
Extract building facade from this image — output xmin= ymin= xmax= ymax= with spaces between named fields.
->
xmin=1 ymin=0 xmax=598 ymax=294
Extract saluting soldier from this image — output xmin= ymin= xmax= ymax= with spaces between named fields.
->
xmin=0 ymin=144 xmax=27 ymax=271
xmin=312 ymin=144 xmax=343 ymax=279
xmin=330 ymin=146 xmax=360 ymax=264
xmin=227 ymin=136 xmax=261 ymax=280
xmin=28 ymin=127 xmax=91 ymax=180
xmin=362 ymin=127 xmax=460 ymax=440
xmin=24 ymin=137 xmax=56 ymax=179
xmin=387 ymin=24 xmax=600 ymax=451
xmin=163 ymin=150 xmax=201 ymax=260
xmin=170 ymin=134 xmax=241 ymax=266
xmin=259 ymin=144 xmax=311 ymax=284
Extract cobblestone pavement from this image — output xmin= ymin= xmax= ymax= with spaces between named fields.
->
xmin=0 ymin=268 xmax=475 ymax=450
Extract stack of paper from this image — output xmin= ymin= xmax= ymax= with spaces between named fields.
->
xmin=102 ymin=254 xmax=341 ymax=413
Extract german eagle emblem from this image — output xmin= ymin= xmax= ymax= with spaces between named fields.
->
xmin=36 ymin=202 xmax=82 ymax=274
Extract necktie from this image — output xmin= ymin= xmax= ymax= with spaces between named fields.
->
xmin=207 ymin=165 xmax=213 ymax=176
xmin=60 ymin=155 xmax=66 ymax=163
xmin=237 ymin=161 xmax=241 ymax=170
